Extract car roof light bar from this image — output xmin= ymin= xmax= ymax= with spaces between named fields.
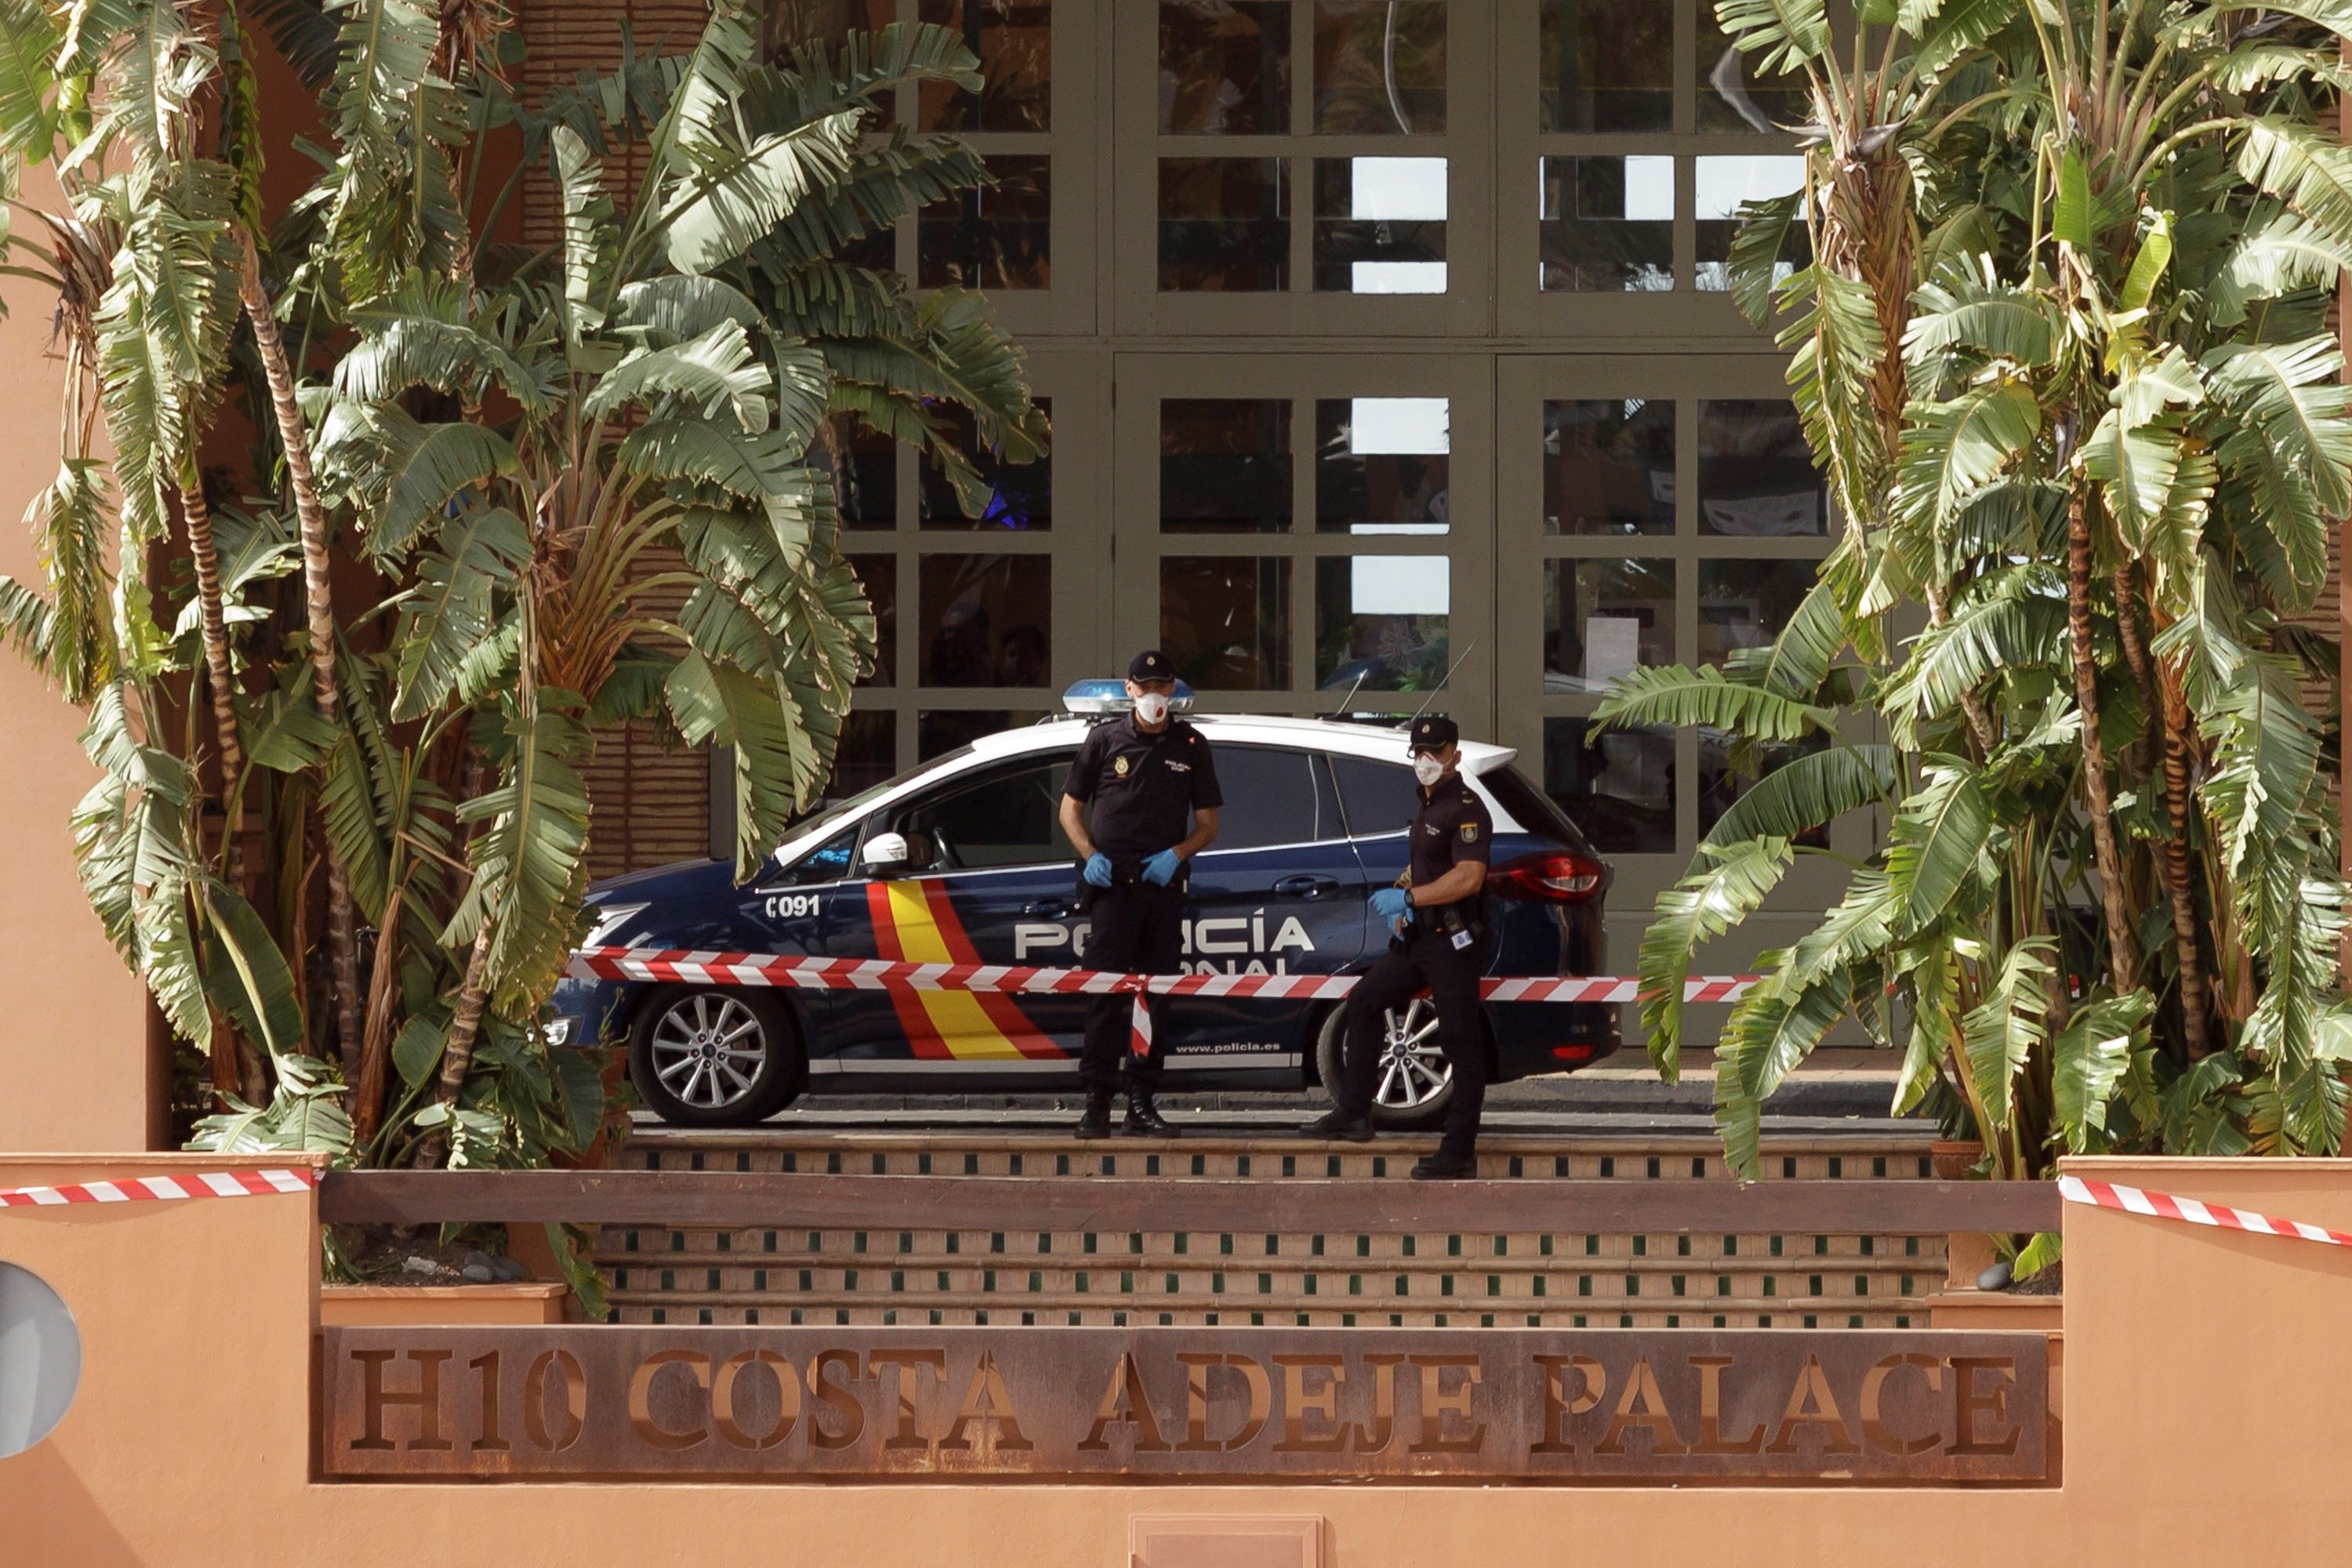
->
xmin=1060 ymin=678 xmax=1198 ymax=719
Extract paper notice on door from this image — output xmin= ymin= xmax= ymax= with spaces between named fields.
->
xmin=1586 ymin=616 xmax=1641 ymax=685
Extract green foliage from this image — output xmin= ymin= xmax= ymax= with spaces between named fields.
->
xmin=1606 ymin=0 xmax=2352 ymax=1177
xmin=0 ymin=0 xmax=1041 ymax=1178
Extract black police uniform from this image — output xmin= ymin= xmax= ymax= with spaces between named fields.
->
xmin=1063 ymin=688 xmax=1221 ymax=1106
xmin=1334 ymin=723 xmax=1494 ymax=1169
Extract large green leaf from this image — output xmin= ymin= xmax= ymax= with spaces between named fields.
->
xmin=1885 ymin=757 xmax=1990 ymax=930
xmin=585 ymin=321 xmax=774 ymax=434
xmin=552 ymin=124 xmax=617 ymax=343
xmin=448 ymin=706 xmax=593 ymax=1011
xmin=194 ymin=873 xmax=305 ymax=1058
xmin=391 ymin=506 xmax=530 ymax=721
xmin=1701 ymin=744 xmax=1895 ymax=849
xmin=1896 ymin=379 xmax=2040 ymax=533
xmin=2051 ymin=992 xmax=2154 ymax=1152
xmin=1591 ymin=664 xmax=1834 ymax=744
xmin=661 ymin=109 xmax=862 ymax=276
xmin=1961 ymin=938 xmax=2054 ymax=1142
xmin=1712 ymin=0 xmax=1831 ymax=74
xmin=372 ymin=419 xmax=519 ymax=561
xmin=1635 ymin=838 xmax=1795 ymax=1082
xmin=1711 ymin=967 xmax=1849 ymax=1178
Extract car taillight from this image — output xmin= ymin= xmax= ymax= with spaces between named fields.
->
xmin=1489 ymin=850 xmax=1605 ymax=904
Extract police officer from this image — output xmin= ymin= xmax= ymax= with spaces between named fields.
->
xmin=1301 ymin=714 xmax=1492 ymax=1179
xmin=1058 ymin=650 xmax=1222 ymax=1139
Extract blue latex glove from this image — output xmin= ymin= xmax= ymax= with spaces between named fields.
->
xmin=1142 ymin=848 xmax=1183 ymax=886
xmin=1083 ymin=853 xmax=1114 ymax=888
xmin=1370 ymin=887 xmax=1410 ymax=920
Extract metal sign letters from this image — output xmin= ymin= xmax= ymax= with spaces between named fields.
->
xmin=318 ymin=1327 xmax=2052 ymax=1484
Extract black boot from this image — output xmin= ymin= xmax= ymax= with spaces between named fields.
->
xmin=1410 ymin=1150 xmax=1478 ymax=1181
xmin=1299 ymin=1108 xmax=1375 ymax=1142
xmin=1123 ymin=1089 xmax=1178 ymax=1138
xmin=1074 ymin=1090 xmax=1114 ymax=1140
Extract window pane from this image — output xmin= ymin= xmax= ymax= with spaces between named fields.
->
xmin=1330 ymin=753 xmax=1421 ymax=834
xmin=1210 ymin=747 xmax=1338 ymax=849
xmin=918 ymin=0 xmax=1051 ymax=131
xmin=1538 ymin=0 xmax=1671 ymax=132
xmin=1313 ymin=2 xmax=1445 ymax=132
xmin=1700 ymin=734 xmax=1831 ymax=849
xmin=1697 ymin=400 xmax=1826 ymax=535
xmin=918 ymin=555 xmax=1052 ymax=685
xmin=1698 ymin=558 xmax=1819 ymax=666
xmin=1162 ymin=399 xmax=1292 ymax=532
xmin=1544 ymin=558 xmax=1674 ymax=692
xmin=1541 ymin=155 xmax=1674 ymax=292
xmin=775 ymin=823 xmax=862 ymax=884
xmin=1313 ymin=555 xmax=1448 ymax=690
xmin=1697 ymin=9 xmax=1810 ymax=132
xmin=848 ymin=554 xmax=897 ymax=686
xmin=898 ymin=757 xmax=1076 ymax=869
xmin=1312 ymin=156 xmax=1446 ymax=293
xmin=1160 ymin=158 xmax=1290 ymax=290
xmin=827 ymin=709 xmax=898 ymax=799
xmin=917 ymin=152 xmax=1050 ymax=289
xmin=1695 ymin=154 xmax=1807 ymax=292
xmin=920 ymin=399 xmax=1051 ymax=530
xmin=917 ymin=709 xmax=1047 ymax=759
xmin=1316 ymin=397 xmax=1450 ymax=534
xmin=820 ymin=416 xmax=898 ymax=528
xmin=1544 ymin=397 xmax=1675 ymax=535
xmin=1160 ymin=1 xmax=1289 ymax=132
xmin=1161 ymin=556 xmax=1292 ymax=691
xmin=1544 ymin=717 xmax=1672 ymax=855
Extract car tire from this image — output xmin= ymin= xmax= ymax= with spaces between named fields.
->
xmin=627 ymin=987 xmax=803 ymax=1127
xmin=1314 ymin=999 xmax=1454 ymax=1131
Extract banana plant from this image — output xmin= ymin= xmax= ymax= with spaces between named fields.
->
xmin=0 ymin=0 xmax=1044 ymax=1169
xmin=1602 ymin=0 xmax=2352 ymax=1178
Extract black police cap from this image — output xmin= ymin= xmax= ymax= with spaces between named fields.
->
xmin=1409 ymin=714 xmax=1459 ymax=752
xmin=1128 ymin=648 xmax=1175 ymax=681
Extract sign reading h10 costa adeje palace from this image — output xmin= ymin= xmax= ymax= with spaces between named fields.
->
xmin=318 ymin=1327 xmax=2053 ymax=1484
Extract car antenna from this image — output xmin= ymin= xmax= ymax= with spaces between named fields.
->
xmin=1330 ymin=667 xmax=1369 ymax=719
xmin=1404 ymin=638 xmax=1478 ymax=728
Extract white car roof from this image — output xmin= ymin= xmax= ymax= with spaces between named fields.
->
xmin=771 ymin=713 xmax=1526 ymax=868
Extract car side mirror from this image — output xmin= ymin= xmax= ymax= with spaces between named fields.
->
xmin=862 ymin=832 xmax=914 ymax=877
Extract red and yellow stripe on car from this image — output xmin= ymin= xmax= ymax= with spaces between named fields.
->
xmin=866 ymin=880 xmax=1065 ymax=1060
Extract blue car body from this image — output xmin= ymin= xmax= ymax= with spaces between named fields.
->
xmin=554 ymin=714 xmax=1616 ymax=1123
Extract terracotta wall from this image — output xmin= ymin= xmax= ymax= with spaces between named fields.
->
xmin=0 ymin=167 xmax=158 ymax=1155
xmin=0 ymin=1153 xmax=2347 ymax=1564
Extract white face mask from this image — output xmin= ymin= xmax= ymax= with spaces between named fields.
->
xmin=1133 ymin=691 xmax=1171 ymax=726
xmin=1412 ymin=753 xmax=1446 ymax=787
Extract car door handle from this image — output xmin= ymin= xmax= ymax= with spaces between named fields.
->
xmin=1023 ymin=899 xmax=1076 ymax=918
xmin=1272 ymin=875 xmax=1341 ymax=899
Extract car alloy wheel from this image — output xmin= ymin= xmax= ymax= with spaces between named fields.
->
xmin=629 ymin=988 xmax=800 ymax=1126
xmin=1371 ymin=997 xmax=1454 ymax=1113
xmin=648 ymin=993 xmax=769 ymax=1112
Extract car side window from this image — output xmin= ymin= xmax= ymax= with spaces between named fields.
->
xmin=771 ymin=825 xmax=862 ymax=887
xmin=1330 ymin=754 xmax=1422 ymax=837
xmin=1203 ymin=746 xmax=1342 ymax=851
xmin=893 ymin=754 xmax=1077 ymax=872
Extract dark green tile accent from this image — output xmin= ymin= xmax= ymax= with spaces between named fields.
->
xmin=1724 ymin=1236 xmax=1737 ymax=1256
xmin=1447 ymin=1235 xmax=1461 ymax=1257
xmin=1394 ymin=1275 xmax=1409 ymax=1296
xmin=763 ymin=1231 xmax=778 ymax=1253
xmin=1691 ymin=1157 xmax=1706 ymax=1178
xmin=1373 ymin=1157 xmax=1386 ymax=1178
xmin=706 ymin=1269 xmax=720 ymax=1290
xmin=1599 ymin=1157 xmax=1614 ymax=1178
xmin=746 ymin=1308 xmax=759 ymax=1324
xmin=1769 ymin=1236 xmax=1784 ymax=1257
xmin=1508 ymin=1156 xmax=1523 ymax=1178
xmin=1677 ymin=1236 xmax=1691 ymax=1257
xmin=1265 ymin=1234 xmax=1279 ymax=1256
xmin=614 ymin=1269 xmax=629 ymax=1288
xmin=1901 ymin=1275 xmax=1915 ymax=1294
xmin=931 ymin=1310 xmax=945 ymax=1326
xmin=644 ymin=1152 xmax=659 ymax=1171
xmin=1487 ymin=1276 xmax=1501 ymax=1297
xmin=1632 ymin=1236 xmax=1646 ymax=1257
xmin=1585 ymin=1236 xmax=1600 ymax=1256
xmin=1220 ymin=1234 xmax=1234 ymax=1256
xmin=1083 ymin=1233 xmax=1098 ymax=1255
xmin=1403 ymin=1237 xmax=1417 ymax=1258
xmin=717 ymin=1234 xmax=731 ymax=1254
xmin=826 ymin=1152 xmax=841 ymax=1174
xmin=1311 ymin=1235 xmax=1325 ymax=1257
xmin=1828 ymin=1156 xmax=1842 ymax=1178
xmin=1056 ymin=1154 xmax=1070 ymax=1176
xmin=938 ymin=1271 xmax=950 ymax=1291
xmin=1038 ymin=1233 xmax=1052 ymax=1254
xmin=670 ymin=1232 xmax=685 ymax=1252
xmin=1871 ymin=1156 xmax=1886 ymax=1178
xmin=1619 ymin=1314 xmax=1633 ymax=1327
xmin=625 ymin=1232 xmax=638 ymax=1253
xmin=1213 ymin=1272 xmax=1226 ymax=1292
xmin=1573 ymin=1315 xmax=1587 ymax=1328
xmin=1010 ymin=1154 xmax=1023 ymax=1174
xmin=1554 ymin=1157 xmax=1570 ymax=1178
xmin=1102 ymin=1157 xmax=1116 ymax=1176
xmin=1305 ymin=1276 xmax=1317 ymax=1296
xmin=1665 ymin=1315 xmax=1678 ymax=1327
xmin=1146 ymin=1156 xmax=1161 ymax=1177
xmin=809 ymin=1232 xmax=822 ymax=1252
xmin=1814 ymin=1235 xmax=1829 ymax=1256
xmin=1713 ymin=1315 xmax=1726 ymax=1328
xmin=800 ymin=1270 xmax=813 ymax=1290
xmin=1853 ymin=1275 xmax=1868 ymax=1295
xmin=1809 ymin=1275 xmax=1823 ymax=1296
xmin=652 ymin=1308 xmax=666 ymax=1324
xmin=1896 ymin=1314 xmax=1911 ymax=1328
xmin=965 ymin=1153 xmax=979 ymax=1174
xmin=1344 ymin=1313 xmax=1358 ymax=1327
xmin=1174 ymin=1234 xmax=1189 ymax=1254
xmin=845 ymin=1269 xmax=859 ymax=1289
xmin=1671 ymin=1276 xmax=1685 ymax=1296
xmin=853 ymin=1232 xmax=868 ymax=1254
xmin=1645 ymin=1156 xmax=1660 ymax=1178
xmin=1028 ymin=1271 xmax=1042 ymax=1292
xmin=1357 ymin=1236 xmax=1370 ymax=1258
xmin=899 ymin=1232 xmax=914 ymax=1254
xmin=1130 ymin=1232 xmax=1144 ymax=1255
xmin=1577 ymin=1277 xmax=1592 ymax=1297
xmin=690 ymin=1152 xmax=706 ymax=1172
xmin=1348 ymin=1276 xmax=1362 ymax=1296
xmin=1282 ymin=1156 xmax=1295 ymax=1177
xmin=1906 ymin=1236 xmax=1920 ymax=1255
xmin=1236 ymin=1156 xmax=1251 ymax=1176
xmin=1540 ymin=1236 xmax=1554 ymax=1257
xmin=782 ymin=1152 xmax=798 ymax=1174
xmin=1192 ymin=1154 xmax=1206 ymax=1175
xmin=991 ymin=1232 xmax=1005 ymax=1254
xmin=1121 ymin=1272 xmax=1134 ymax=1294
xmin=918 ymin=1152 xmax=933 ymax=1174
xmin=1165 ymin=1273 xmax=1178 ymax=1293
xmin=1258 ymin=1273 xmax=1272 ymax=1294
xmin=1075 ymin=1274 xmax=1089 ymax=1294
xmin=1781 ymin=1156 xmax=1796 ymax=1178
xmin=1533 ymin=1276 xmax=1546 ymax=1298
xmin=1763 ymin=1278 xmax=1776 ymax=1297
xmin=1718 ymin=1276 xmax=1731 ymax=1298
xmin=1860 ymin=1236 xmax=1874 ymax=1256
xmin=1326 ymin=1156 xmax=1341 ymax=1178
xmin=1625 ymin=1276 xmax=1639 ymax=1297
xmin=947 ymin=1235 xmax=961 ymax=1255
xmin=1802 ymin=1315 xmax=1818 ymax=1328
xmin=872 ymin=1154 xmax=887 ymax=1174
xmin=660 ymin=1269 xmax=674 ymax=1290
xmin=984 ymin=1270 xmax=997 ymax=1290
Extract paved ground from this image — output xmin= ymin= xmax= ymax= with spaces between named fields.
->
xmin=630 ymin=1049 xmax=1918 ymax=1142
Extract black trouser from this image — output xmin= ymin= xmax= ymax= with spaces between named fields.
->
xmin=1080 ymin=874 xmax=1186 ymax=1096
xmin=1337 ymin=929 xmax=1489 ymax=1161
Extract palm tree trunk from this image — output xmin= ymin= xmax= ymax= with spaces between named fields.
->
xmin=351 ymin=882 xmax=405 ymax=1144
xmin=2064 ymin=478 xmax=2140 ymax=996
xmin=413 ymin=924 xmax=493 ymax=1168
xmin=236 ymin=231 xmax=365 ymax=1081
xmin=2154 ymin=657 xmax=2212 ymax=1058
xmin=180 ymin=473 xmax=245 ymax=873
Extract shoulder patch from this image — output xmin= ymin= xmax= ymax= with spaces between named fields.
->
xmin=1461 ymin=822 xmax=1479 ymax=842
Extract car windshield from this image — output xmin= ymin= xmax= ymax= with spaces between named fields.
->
xmin=782 ymin=748 xmax=975 ymax=850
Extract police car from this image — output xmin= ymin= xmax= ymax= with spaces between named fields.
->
xmin=553 ymin=684 xmax=1617 ymax=1127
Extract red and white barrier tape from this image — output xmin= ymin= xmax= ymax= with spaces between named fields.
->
xmin=568 ymin=946 xmax=1758 ymax=1008
xmin=2059 ymin=1174 xmax=2352 ymax=1249
xmin=0 ymin=1167 xmax=318 ymax=1210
